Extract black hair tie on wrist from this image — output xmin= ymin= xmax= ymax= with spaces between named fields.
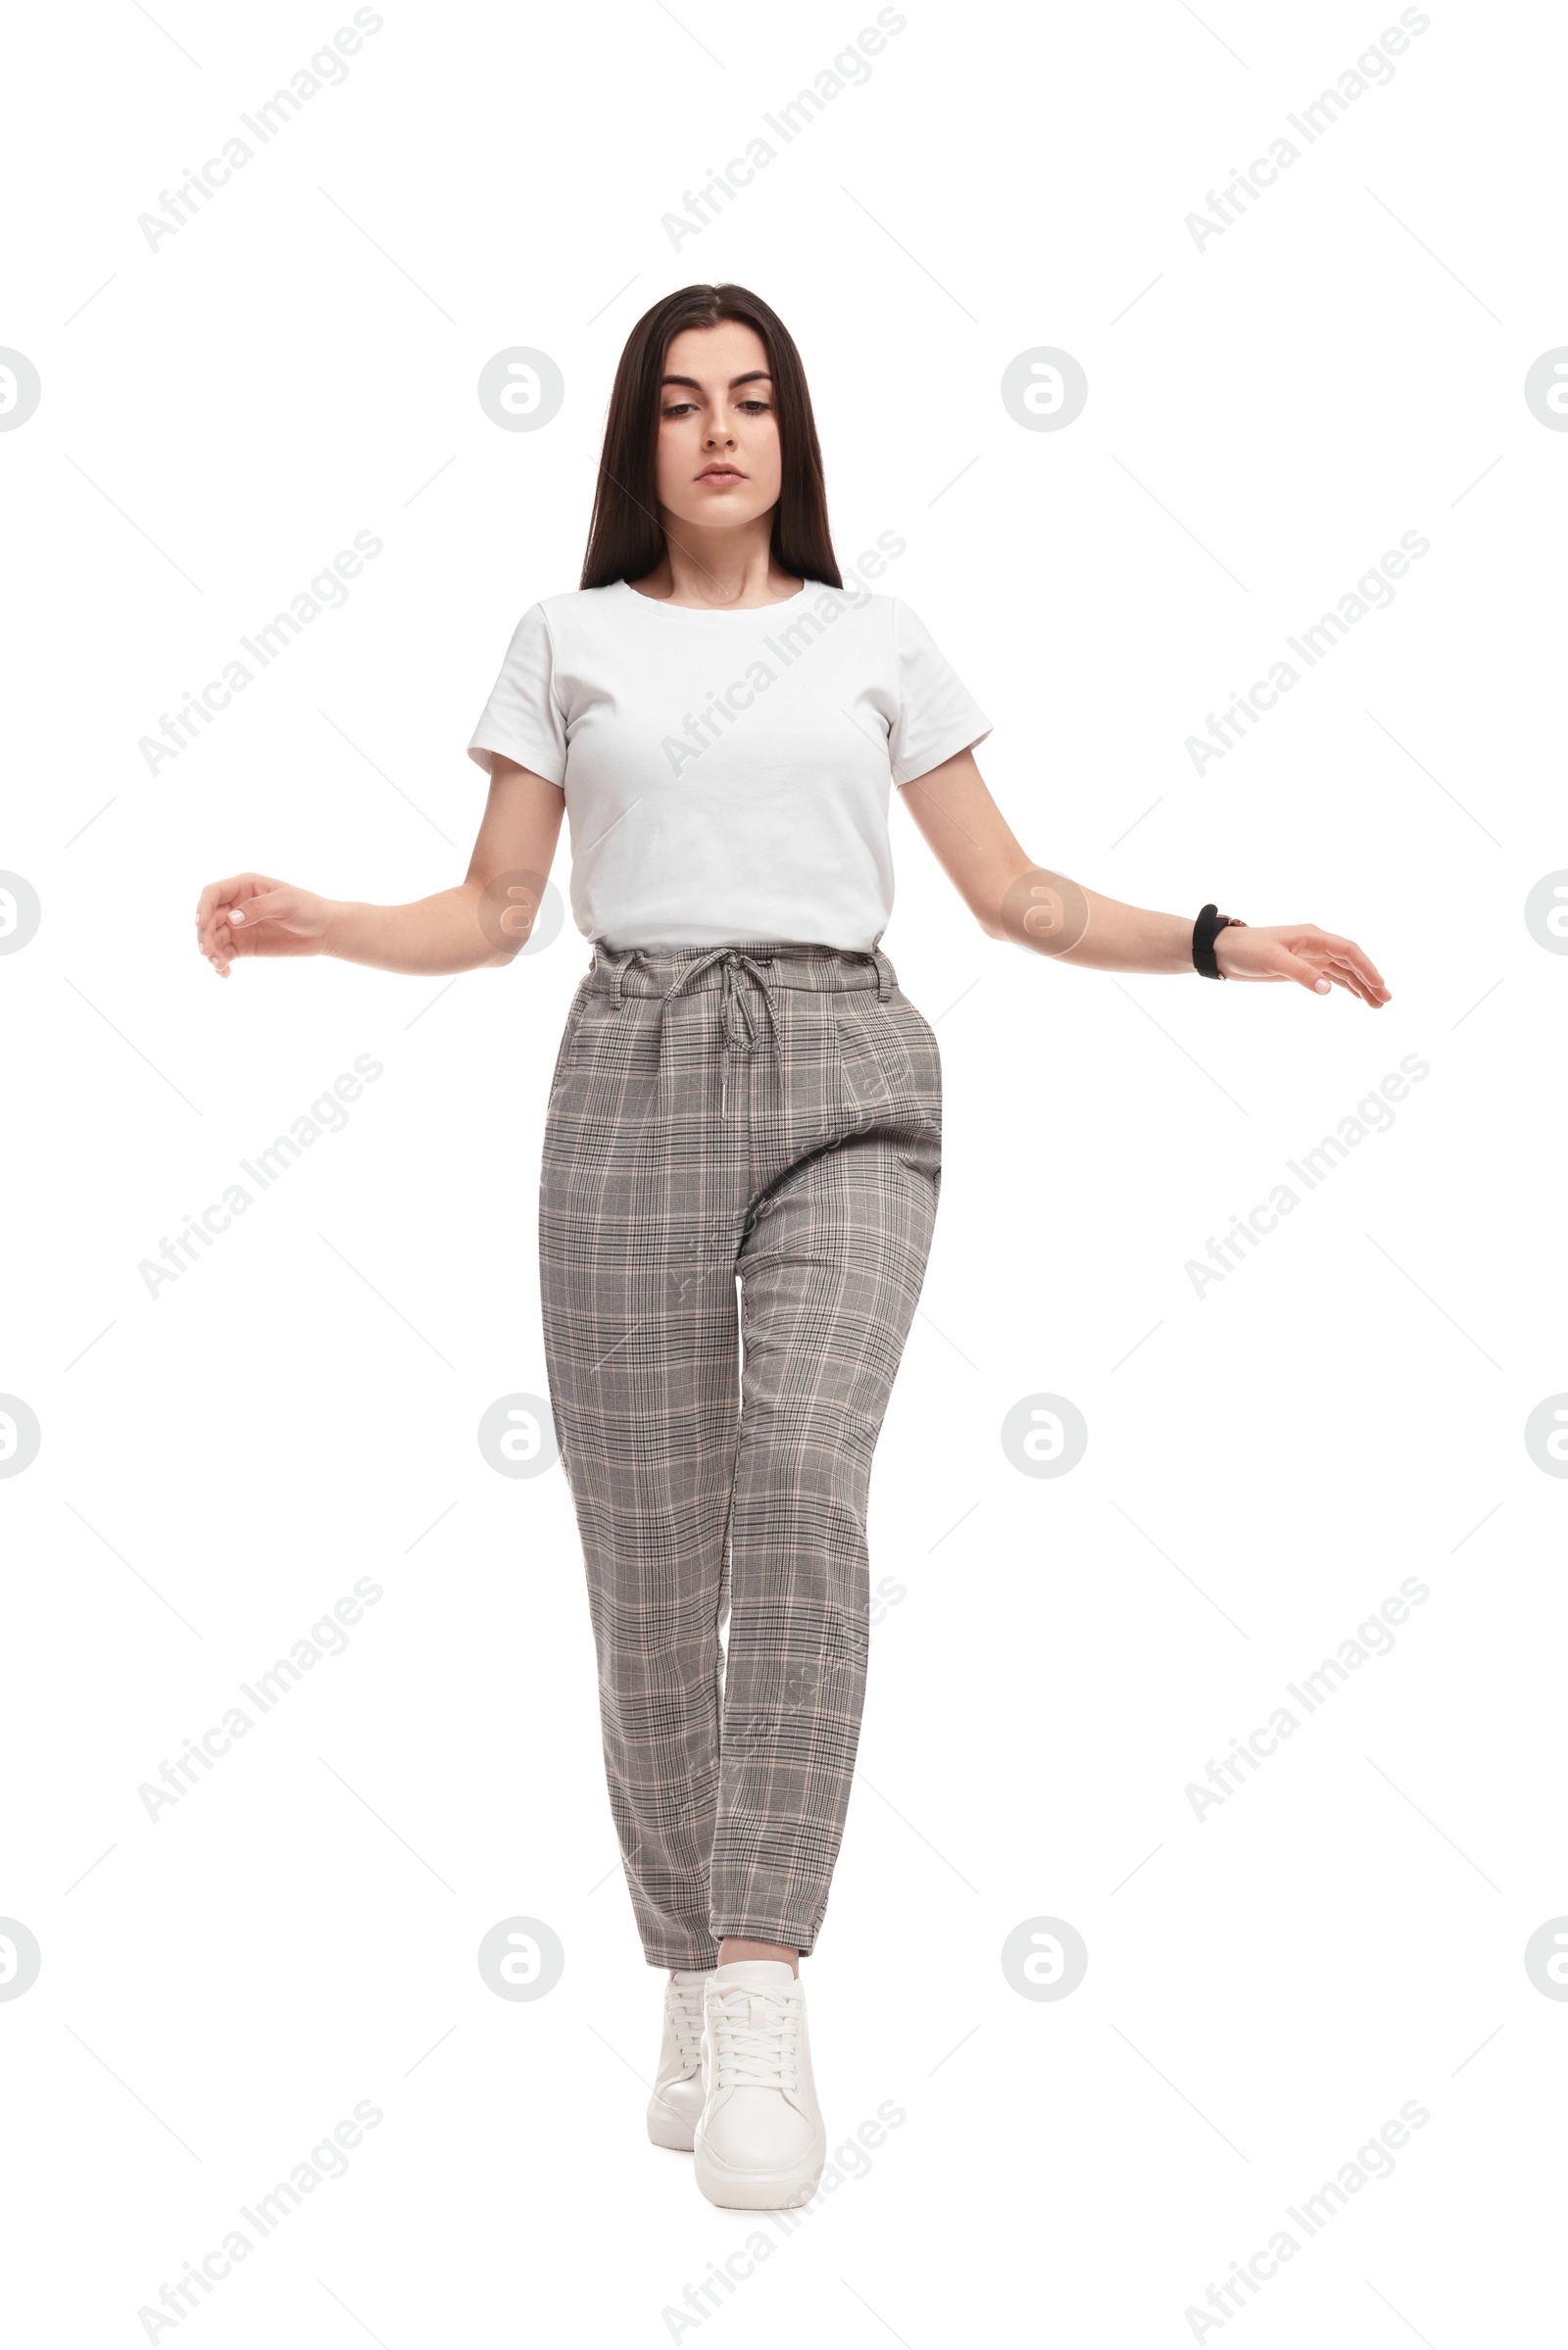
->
xmin=1193 ymin=902 xmax=1244 ymax=979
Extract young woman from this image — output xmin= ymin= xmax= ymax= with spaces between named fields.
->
xmin=195 ymin=283 xmax=1390 ymax=2212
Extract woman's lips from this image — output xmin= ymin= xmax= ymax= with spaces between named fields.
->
xmin=697 ymin=468 xmax=744 ymax=482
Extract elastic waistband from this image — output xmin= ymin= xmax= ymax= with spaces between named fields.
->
xmin=584 ymin=939 xmax=896 ymax=1001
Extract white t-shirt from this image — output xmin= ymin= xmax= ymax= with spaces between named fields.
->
xmin=466 ymin=577 xmax=992 ymax=951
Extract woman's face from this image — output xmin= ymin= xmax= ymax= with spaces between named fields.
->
xmin=653 ymin=320 xmax=783 ymax=538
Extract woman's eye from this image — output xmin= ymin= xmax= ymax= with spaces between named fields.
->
xmin=661 ymin=397 xmax=770 ymax=419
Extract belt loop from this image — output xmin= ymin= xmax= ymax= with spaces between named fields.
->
xmin=614 ymin=947 xmax=640 ymax=1005
xmin=871 ymin=944 xmax=892 ymax=1003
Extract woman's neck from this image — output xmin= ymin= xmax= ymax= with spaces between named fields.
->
xmin=630 ymin=521 xmax=804 ymax=610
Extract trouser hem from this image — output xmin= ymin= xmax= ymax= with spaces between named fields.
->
xmin=639 ymin=1921 xmax=822 ymax=1966
xmin=710 ymin=1919 xmax=820 ymax=1956
xmin=642 ymin=1936 xmax=724 ymax=1972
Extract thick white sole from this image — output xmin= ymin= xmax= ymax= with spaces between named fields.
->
xmin=693 ymin=2127 xmax=826 ymax=2209
xmin=647 ymin=2093 xmax=698 ymax=2152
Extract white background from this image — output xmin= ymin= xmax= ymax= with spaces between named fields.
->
xmin=3 ymin=0 xmax=1564 ymax=2341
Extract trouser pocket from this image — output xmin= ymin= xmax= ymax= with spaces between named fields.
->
xmin=547 ymin=979 xmax=593 ymax=1101
xmin=833 ymin=997 xmax=921 ymax=1116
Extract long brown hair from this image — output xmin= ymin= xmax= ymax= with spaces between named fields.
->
xmin=580 ymin=284 xmax=842 ymax=592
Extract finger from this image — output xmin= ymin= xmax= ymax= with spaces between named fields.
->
xmin=227 ymin=888 xmax=295 ymax=929
xmin=1290 ymin=941 xmax=1374 ymax=1004
xmin=1327 ymin=951 xmax=1389 ymax=1007
xmin=1321 ymin=958 xmax=1377 ymax=1006
xmin=199 ymin=874 xmax=281 ymax=945
xmin=1274 ymin=949 xmax=1334 ymax=996
xmin=198 ymin=874 xmax=262 ymax=920
xmin=1314 ymin=952 xmax=1375 ymax=1005
xmin=1312 ymin=932 xmax=1390 ymax=1001
xmin=196 ymin=879 xmax=250 ymax=953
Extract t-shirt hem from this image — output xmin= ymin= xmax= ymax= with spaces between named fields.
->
xmin=892 ymin=718 xmax=993 ymax=788
xmin=466 ymin=734 xmax=566 ymax=787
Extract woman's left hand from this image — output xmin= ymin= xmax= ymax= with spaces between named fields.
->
xmin=1216 ymin=921 xmax=1391 ymax=1005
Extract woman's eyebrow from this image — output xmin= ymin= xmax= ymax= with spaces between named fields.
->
xmin=660 ymin=370 xmax=774 ymax=390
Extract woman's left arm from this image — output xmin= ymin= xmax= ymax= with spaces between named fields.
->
xmin=900 ymin=749 xmax=1390 ymax=1007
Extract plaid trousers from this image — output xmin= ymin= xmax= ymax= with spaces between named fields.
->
xmin=539 ymin=938 xmax=942 ymax=1968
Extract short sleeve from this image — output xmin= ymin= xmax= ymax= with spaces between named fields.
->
xmin=466 ymin=603 xmax=567 ymax=784
xmin=887 ymin=600 xmax=993 ymax=786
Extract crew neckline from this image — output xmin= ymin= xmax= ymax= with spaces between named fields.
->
xmin=614 ymin=577 xmax=820 ymax=619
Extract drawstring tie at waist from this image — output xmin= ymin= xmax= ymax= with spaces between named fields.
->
xmin=660 ymin=949 xmax=782 ymax=1119
xmin=604 ymin=943 xmax=893 ymax=1120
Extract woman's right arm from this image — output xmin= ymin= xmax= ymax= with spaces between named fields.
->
xmin=194 ymin=758 xmax=566 ymax=979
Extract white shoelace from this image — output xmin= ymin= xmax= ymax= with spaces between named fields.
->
xmin=667 ymin=1977 xmax=706 ymax=2071
xmin=707 ymin=1985 xmax=802 ymax=2091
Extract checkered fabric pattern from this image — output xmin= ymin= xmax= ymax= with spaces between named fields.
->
xmin=539 ymin=938 xmax=943 ymax=1968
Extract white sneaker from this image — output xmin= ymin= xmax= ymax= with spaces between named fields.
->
xmin=647 ymin=1970 xmax=710 ymax=2150
xmin=693 ymin=1960 xmax=826 ymax=2209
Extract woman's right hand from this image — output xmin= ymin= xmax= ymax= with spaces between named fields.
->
xmin=195 ymin=873 xmax=337 ymax=978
